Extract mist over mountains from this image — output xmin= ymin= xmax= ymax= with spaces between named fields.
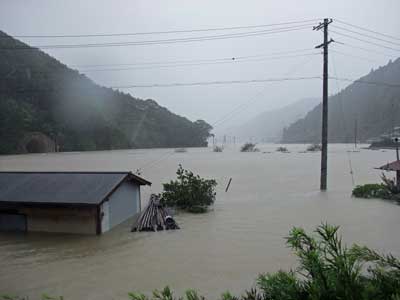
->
xmin=0 ymin=31 xmax=212 ymax=154
xmin=281 ymin=58 xmax=400 ymax=143
xmin=226 ymin=97 xmax=320 ymax=143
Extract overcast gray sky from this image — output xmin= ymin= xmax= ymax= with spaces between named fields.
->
xmin=1 ymin=0 xmax=399 ymax=133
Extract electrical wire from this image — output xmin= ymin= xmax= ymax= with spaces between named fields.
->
xmin=112 ymin=76 xmax=322 ymax=89
xmin=333 ymin=42 xmax=399 ymax=58
xmin=334 ymin=19 xmax=400 ymax=41
xmin=330 ymin=30 xmax=400 ymax=52
xmin=331 ymin=25 xmax=400 ymax=47
xmin=331 ymin=51 xmax=356 ymax=186
xmin=0 ymin=25 xmax=312 ymax=50
xmin=78 ymin=53 xmax=320 ymax=73
xmin=3 ymin=19 xmax=320 ymax=39
xmin=72 ymin=48 xmax=316 ymax=68
xmin=329 ymin=77 xmax=400 ymax=88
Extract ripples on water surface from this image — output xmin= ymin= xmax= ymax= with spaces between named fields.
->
xmin=0 ymin=144 xmax=399 ymax=300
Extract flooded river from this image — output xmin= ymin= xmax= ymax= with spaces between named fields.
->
xmin=0 ymin=144 xmax=399 ymax=299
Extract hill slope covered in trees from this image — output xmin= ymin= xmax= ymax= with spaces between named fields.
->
xmin=0 ymin=31 xmax=211 ymax=154
xmin=281 ymin=58 xmax=400 ymax=143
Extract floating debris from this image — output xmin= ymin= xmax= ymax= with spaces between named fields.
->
xmin=131 ymin=194 xmax=180 ymax=232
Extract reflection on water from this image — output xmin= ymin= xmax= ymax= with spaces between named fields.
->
xmin=0 ymin=144 xmax=399 ymax=300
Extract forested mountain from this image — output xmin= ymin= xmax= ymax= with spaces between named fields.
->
xmin=228 ymin=97 xmax=320 ymax=142
xmin=281 ymin=58 xmax=400 ymax=143
xmin=0 ymin=31 xmax=211 ymax=154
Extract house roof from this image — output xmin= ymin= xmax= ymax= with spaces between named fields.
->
xmin=0 ymin=171 xmax=151 ymax=206
xmin=376 ymin=160 xmax=400 ymax=171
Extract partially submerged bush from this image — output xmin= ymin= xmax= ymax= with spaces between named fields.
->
xmin=352 ymin=183 xmax=391 ymax=199
xmin=213 ymin=145 xmax=224 ymax=152
xmin=306 ymin=143 xmax=322 ymax=152
xmin=276 ymin=146 xmax=289 ymax=152
xmin=352 ymin=173 xmax=400 ymax=201
xmin=240 ymin=143 xmax=258 ymax=152
xmin=160 ymin=165 xmax=217 ymax=213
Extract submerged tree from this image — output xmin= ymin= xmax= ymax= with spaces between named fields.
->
xmin=160 ymin=165 xmax=217 ymax=213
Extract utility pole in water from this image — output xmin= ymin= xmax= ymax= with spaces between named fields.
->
xmin=314 ymin=18 xmax=333 ymax=191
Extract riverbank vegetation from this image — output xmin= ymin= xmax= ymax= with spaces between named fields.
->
xmin=6 ymin=223 xmax=399 ymax=300
xmin=160 ymin=165 xmax=217 ymax=213
xmin=352 ymin=173 xmax=400 ymax=202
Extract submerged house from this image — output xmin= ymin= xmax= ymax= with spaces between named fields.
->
xmin=0 ymin=171 xmax=151 ymax=234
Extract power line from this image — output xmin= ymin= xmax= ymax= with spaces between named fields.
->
xmin=78 ymin=53 xmax=320 ymax=73
xmin=331 ymin=49 xmax=388 ymax=63
xmin=329 ymin=77 xmax=400 ymax=88
xmin=73 ymin=48 xmax=317 ymax=69
xmin=112 ymin=76 xmax=322 ymax=89
xmin=332 ymin=25 xmax=400 ymax=47
xmin=335 ymin=19 xmax=400 ymax=41
xmin=333 ymin=41 xmax=399 ymax=58
xmin=3 ymin=19 xmax=320 ymax=39
xmin=210 ymin=54 xmax=318 ymax=128
xmin=330 ymin=30 xmax=400 ymax=52
xmin=0 ymin=25 xmax=312 ymax=50
xmin=330 ymin=51 xmax=356 ymax=186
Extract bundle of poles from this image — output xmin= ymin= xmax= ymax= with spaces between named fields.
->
xmin=131 ymin=194 xmax=180 ymax=232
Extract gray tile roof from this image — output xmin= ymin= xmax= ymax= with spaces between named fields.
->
xmin=0 ymin=172 xmax=150 ymax=205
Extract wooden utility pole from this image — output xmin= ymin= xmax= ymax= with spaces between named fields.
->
xmin=314 ymin=18 xmax=333 ymax=191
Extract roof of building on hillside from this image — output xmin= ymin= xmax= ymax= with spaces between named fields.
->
xmin=377 ymin=160 xmax=400 ymax=172
xmin=0 ymin=171 xmax=151 ymax=205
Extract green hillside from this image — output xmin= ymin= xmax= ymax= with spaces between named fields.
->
xmin=281 ymin=58 xmax=400 ymax=143
xmin=0 ymin=31 xmax=211 ymax=154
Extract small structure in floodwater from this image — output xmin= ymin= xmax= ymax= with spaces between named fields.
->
xmin=131 ymin=194 xmax=179 ymax=232
xmin=376 ymin=138 xmax=400 ymax=188
xmin=0 ymin=171 xmax=151 ymax=234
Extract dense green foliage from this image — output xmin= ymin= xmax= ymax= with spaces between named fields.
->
xmin=352 ymin=183 xmax=391 ymax=199
xmin=160 ymin=165 xmax=217 ymax=213
xmin=0 ymin=31 xmax=212 ymax=154
xmin=282 ymin=58 xmax=400 ymax=143
xmin=3 ymin=224 xmax=400 ymax=300
xmin=352 ymin=174 xmax=400 ymax=201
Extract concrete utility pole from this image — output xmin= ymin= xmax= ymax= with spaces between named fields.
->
xmin=314 ymin=18 xmax=333 ymax=191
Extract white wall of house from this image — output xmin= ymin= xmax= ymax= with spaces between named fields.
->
xmin=101 ymin=181 xmax=141 ymax=233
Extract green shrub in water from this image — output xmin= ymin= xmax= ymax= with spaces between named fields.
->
xmin=352 ymin=183 xmax=391 ymax=199
xmin=160 ymin=165 xmax=217 ymax=213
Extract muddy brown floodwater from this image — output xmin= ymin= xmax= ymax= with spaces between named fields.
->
xmin=0 ymin=144 xmax=399 ymax=300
